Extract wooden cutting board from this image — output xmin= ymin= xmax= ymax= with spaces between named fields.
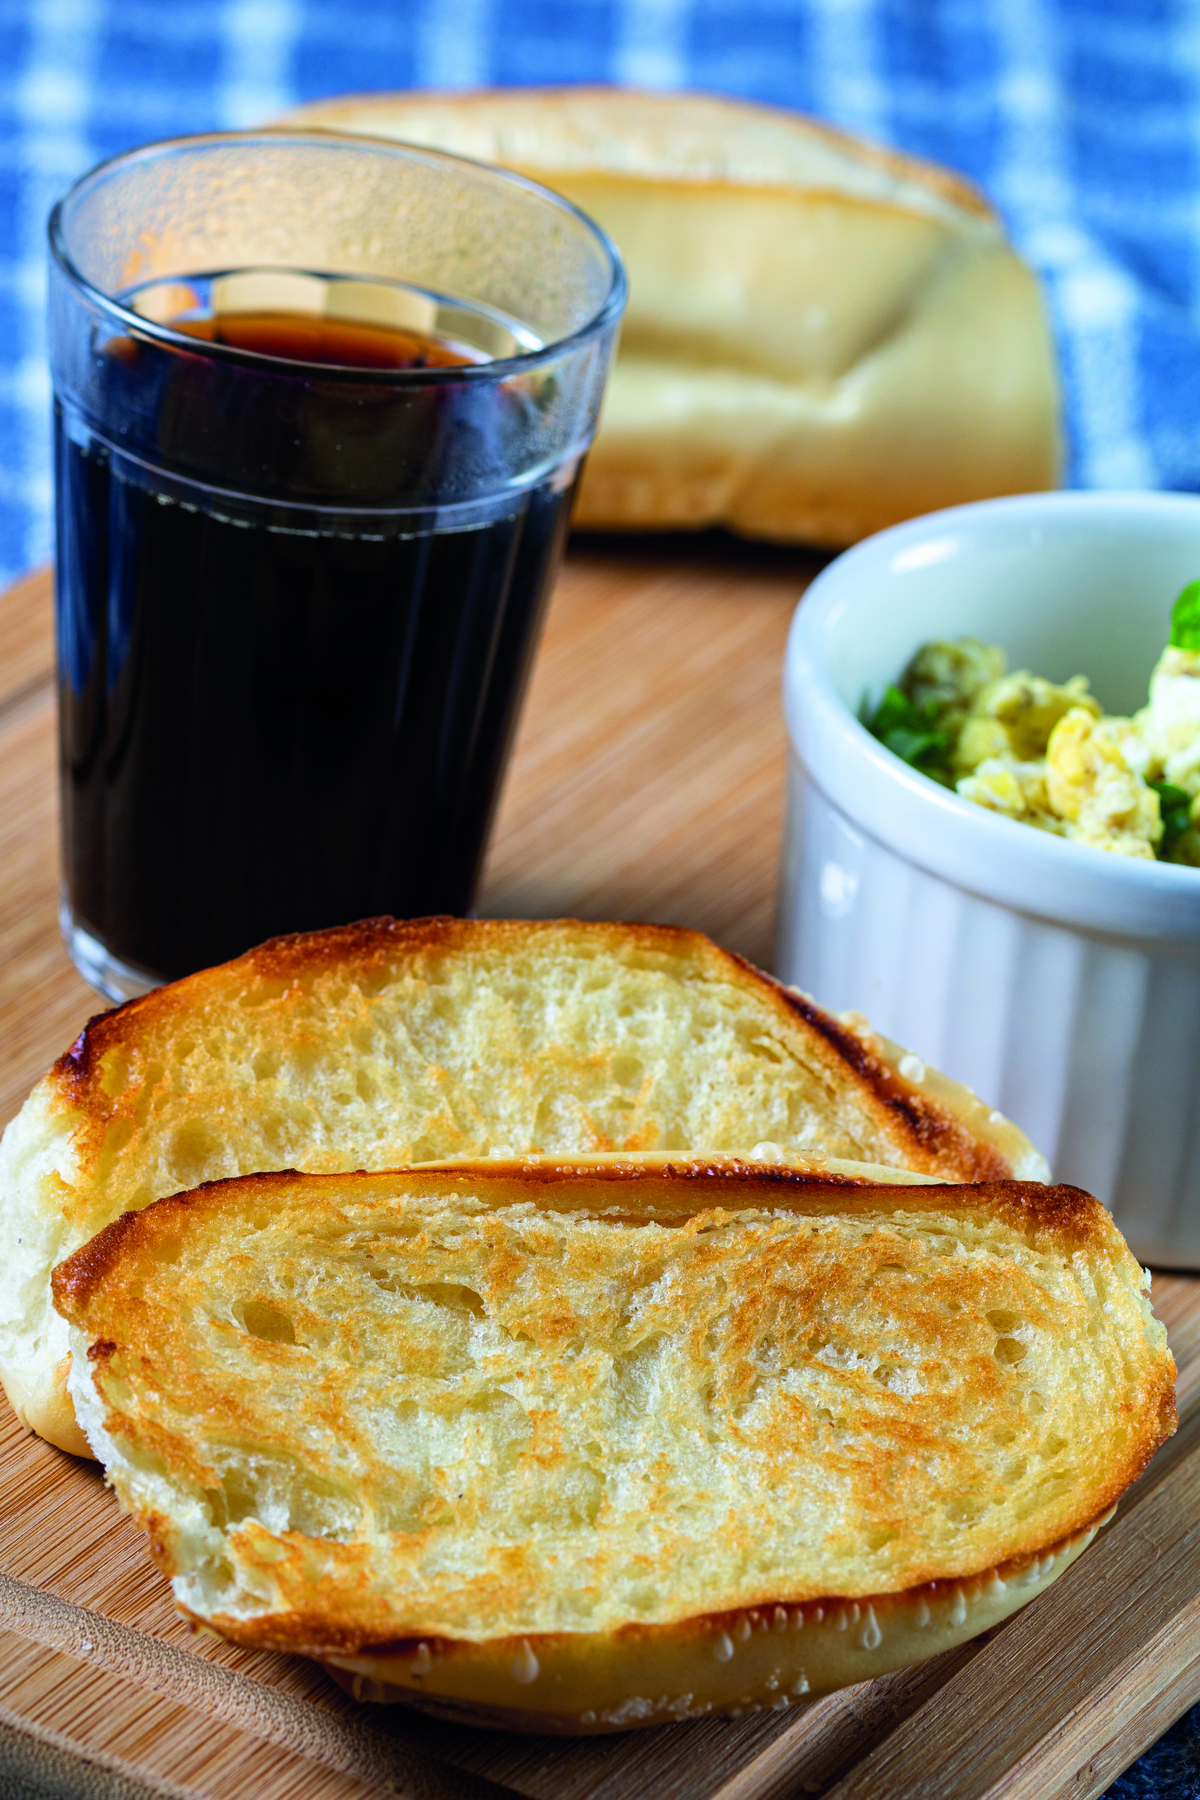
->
xmin=1 ymin=549 xmax=1198 ymax=1800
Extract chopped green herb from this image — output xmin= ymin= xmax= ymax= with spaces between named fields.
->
xmin=1169 ymin=580 xmax=1200 ymax=651
xmin=865 ymin=685 xmax=949 ymax=774
xmin=1151 ymin=780 xmax=1192 ymax=855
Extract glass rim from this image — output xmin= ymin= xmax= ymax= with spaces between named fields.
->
xmin=47 ymin=127 xmax=627 ymax=385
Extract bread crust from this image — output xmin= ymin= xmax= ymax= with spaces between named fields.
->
xmin=52 ymin=1161 xmax=1173 ymax=1732
xmin=281 ymin=87 xmax=1061 ymax=545
xmin=285 ymin=87 xmax=996 ymax=222
xmin=49 ymin=915 xmax=1033 ymax=1184
xmin=320 ymin=1515 xmax=1110 ymax=1732
xmin=54 ymin=1166 xmax=1126 ymax=1312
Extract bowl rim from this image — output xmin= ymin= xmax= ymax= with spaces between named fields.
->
xmin=783 ymin=490 xmax=1200 ymax=943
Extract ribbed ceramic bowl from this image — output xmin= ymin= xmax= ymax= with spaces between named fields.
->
xmin=778 ymin=491 xmax=1200 ymax=1267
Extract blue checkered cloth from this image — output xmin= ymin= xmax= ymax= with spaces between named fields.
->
xmin=5 ymin=0 xmax=1200 ymax=589
xmin=0 ymin=6 xmax=1197 ymax=1784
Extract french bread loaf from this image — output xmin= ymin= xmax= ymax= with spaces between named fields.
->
xmin=52 ymin=1161 xmax=1175 ymax=1732
xmin=283 ymin=88 xmax=1061 ymax=545
xmin=0 ymin=918 xmax=1047 ymax=1457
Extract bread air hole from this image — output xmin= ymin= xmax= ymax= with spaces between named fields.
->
xmin=101 ymin=1117 xmax=137 ymax=1162
xmin=994 ymin=1337 xmax=1028 ymax=1366
xmin=97 ymin=1045 xmax=134 ymax=1098
xmin=1031 ymin=1470 xmax=1074 ymax=1506
xmin=371 ymin=1473 xmax=433 ymax=1534
xmin=366 ymin=1279 xmax=486 ymax=1319
xmin=265 ymin=1116 xmax=308 ymax=1160
xmin=207 ymin=1451 xmax=361 ymax=1539
xmin=558 ymin=1464 xmax=605 ymax=1528
xmin=168 ymin=1120 xmax=223 ymax=1186
xmin=352 ymin=964 xmax=393 ymax=996
xmin=135 ymin=1060 xmax=164 ymax=1108
xmin=237 ymin=1301 xmax=296 ymax=1345
xmin=523 ymin=1096 xmax=554 ymax=1145
xmin=243 ymin=976 xmax=289 ymax=1005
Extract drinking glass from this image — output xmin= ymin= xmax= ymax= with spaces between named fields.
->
xmin=48 ymin=131 xmax=625 ymax=1000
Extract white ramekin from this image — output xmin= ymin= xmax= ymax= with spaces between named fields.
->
xmin=778 ymin=491 xmax=1200 ymax=1268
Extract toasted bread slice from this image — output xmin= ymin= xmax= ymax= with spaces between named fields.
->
xmin=283 ymin=88 xmax=1060 ymax=545
xmin=0 ymin=918 xmax=1046 ymax=1456
xmin=52 ymin=1162 xmax=1174 ymax=1733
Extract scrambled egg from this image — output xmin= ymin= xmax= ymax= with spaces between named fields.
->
xmin=897 ymin=637 xmax=1200 ymax=863
xmin=954 ymin=672 xmax=1100 ymax=774
xmin=904 ymin=638 xmax=1005 ymax=741
xmin=956 ymin=756 xmax=1065 ymax=836
xmin=1044 ymin=712 xmax=1160 ymax=860
xmin=1137 ymin=647 xmax=1200 ymax=793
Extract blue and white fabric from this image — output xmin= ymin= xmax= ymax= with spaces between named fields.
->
xmin=3 ymin=0 xmax=1200 ymax=586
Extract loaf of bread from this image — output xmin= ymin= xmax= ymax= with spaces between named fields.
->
xmin=0 ymin=917 xmax=1046 ymax=1458
xmin=52 ymin=1160 xmax=1174 ymax=1732
xmin=283 ymin=88 xmax=1061 ymax=546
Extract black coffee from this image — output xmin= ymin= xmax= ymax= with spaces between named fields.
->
xmin=56 ymin=295 xmax=576 ymax=981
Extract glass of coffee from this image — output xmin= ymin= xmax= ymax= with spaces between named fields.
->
xmin=48 ymin=131 xmax=625 ymax=1000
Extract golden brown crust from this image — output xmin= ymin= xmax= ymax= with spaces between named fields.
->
xmin=330 ymin=1518 xmax=1103 ymax=1663
xmin=51 ymin=1163 xmax=1146 ymax=1324
xmin=314 ymin=1512 xmax=1109 ymax=1730
xmin=49 ymin=915 xmax=1029 ymax=1185
xmin=769 ymin=985 xmax=1013 ymax=1182
xmin=210 ymin=1516 xmax=1102 ymax=1663
xmin=52 ymin=1201 xmax=172 ymax=1314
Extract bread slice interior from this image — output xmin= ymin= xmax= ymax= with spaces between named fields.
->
xmin=53 ymin=1160 xmax=1174 ymax=1732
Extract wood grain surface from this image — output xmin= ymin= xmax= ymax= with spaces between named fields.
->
xmin=0 ymin=552 xmax=1198 ymax=1800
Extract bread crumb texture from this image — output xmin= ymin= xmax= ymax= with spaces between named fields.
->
xmin=0 ymin=919 xmax=1035 ymax=1451
xmin=53 ymin=1166 xmax=1173 ymax=1656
